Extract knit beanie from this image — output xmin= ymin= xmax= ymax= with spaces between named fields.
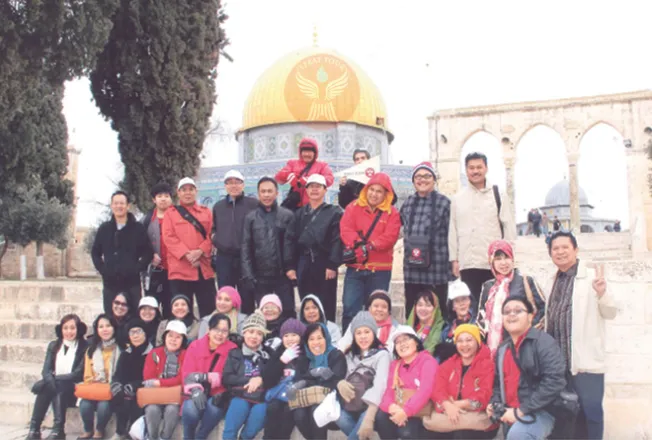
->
xmin=366 ymin=290 xmax=392 ymax=312
xmin=170 ymin=294 xmax=191 ymax=308
xmin=350 ymin=311 xmax=378 ymax=334
xmin=259 ymin=294 xmax=283 ymax=312
xmin=411 ymin=161 xmax=436 ymax=182
xmin=217 ymin=286 xmax=242 ymax=310
xmin=242 ymin=310 xmax=270 ymax=334
xmin=453 ymin=323 xmax=482 ymax=346
xmin=280 ymin=318 xmax=307 ymax=338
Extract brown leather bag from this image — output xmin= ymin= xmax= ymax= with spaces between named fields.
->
xmin=423 ymin=410 xmax=493 ymax=432
xmin=392 ymin=362 xmax=433 ymax=418
xmin=75 ymin=383 xmax=112 ymax=401
xmin=136 ymin=385 xmax=183 ymax=407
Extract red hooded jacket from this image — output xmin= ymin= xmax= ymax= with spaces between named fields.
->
xmin=275 ymin=139 xmax=334 ymax=207
xmin=432 ymin=343 xmax=494 ymax=412
xmin=143 ymin=346 xmax=187 ymax=387
xmin=181 ymin=334 xmax=237 ymax=396
xmin=339 ymin=173 xmax=401 ymax=271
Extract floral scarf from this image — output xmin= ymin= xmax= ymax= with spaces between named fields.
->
xmin=484 ymin=240 xmax=515 ymax=357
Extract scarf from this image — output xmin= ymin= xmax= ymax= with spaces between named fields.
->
xmin=242 ymin=344 xmax=268 ymax=364
xmin=162 ymin=348 xmax=180 ymax=379
xmin=55 ymin=339 xmax=77 ymax=376
xmin=227 ymin=309 xmax=239 ymax=333
xmin=485 ymin=275 xmax=512 ymax=357
xmin=546 ymin=262 xmax=578 ymax=371
xmin=92 ymin=339 xmax=120 ymax=383
xmin=377 ymin=317 xmax=394 ymax=345
xmin=178 ymin=312 xmax=196 ymax=330
xmin=305 ymin=323 xmax=335 ymax=369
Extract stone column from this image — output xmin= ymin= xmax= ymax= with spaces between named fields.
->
xmin=567 ymin=152 xmax=581 ymax=233
xmin=504 ymin=156 xmax=516 ymax=222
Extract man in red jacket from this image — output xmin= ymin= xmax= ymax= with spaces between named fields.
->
xmin=275 ymin=137 xmax=334 ymax=210
xmin=162 ymin=177 xmax=216 ymax=318
xmin=339 ymin=172 xmax=401 ymax=331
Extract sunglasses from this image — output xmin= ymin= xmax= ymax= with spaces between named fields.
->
xmin=113 ymin=300 xmax=128 ymax=308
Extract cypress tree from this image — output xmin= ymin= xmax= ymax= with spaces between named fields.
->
xmin=90 ymin=0 xmax=228 ymax=210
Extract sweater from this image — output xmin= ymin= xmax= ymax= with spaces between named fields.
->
xmin=343 ymin=349 xmax=391 ymax=406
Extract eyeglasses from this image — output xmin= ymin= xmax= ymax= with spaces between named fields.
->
xmin=128 ymin=328 xmax=144 ymax=336
xmin=502 ymin=308 xmax=527 ymax=316
xmin=395 ymin=337 xmax=415 ymax=347
xmin=413 ymin=174 xmax=434 ymax=181
xmin=113 ymin=300 xmax=128 ymax=308
xmin=210 ymin=328 xmax=229 ymax=335
xmin=225 ymin=180 xmax=243 ymax=186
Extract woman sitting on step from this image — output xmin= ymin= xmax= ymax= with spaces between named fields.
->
xmin=78 ymin=314 xmax=122 ymax=440
xmin=27 ymin=314 xmax=89 ymax=440
xmin=138 ymin=296 xmax=161 ymax=346
xmin=299 ymin=294 xmax=342 ymax=345
xmin=141 ymin=320 xmax=188 ymax=440
xmin=156 ymin=295 xmax=199 ymax=346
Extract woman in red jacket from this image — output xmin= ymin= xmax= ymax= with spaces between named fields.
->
xmin=181 ymin=313 xmax=237 ymax=439
xmin=424 ymin=324 xmax=498 ymax=439
xmin=340 ymin=172 xmax=401 ymax=332
xmin=142 ymin=320 xmax=188 ymax=440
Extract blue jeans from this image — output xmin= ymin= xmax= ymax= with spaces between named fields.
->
xmin=342 ymin=268 xmax=392 ymax=331
xmin=572 ymin=372 xmax=605 ymax=439
xmin=336 ymin=408 xmax=366 ymax=440
xmin=182 ymin=399 xmax=225 ymax=440
xmin=79 ymin=399 xmax=112 ymax=434
xmin=506 ymin=410 xmax=555 ymax=440
xmin=222 ymin=397 xmax=267 ymax=440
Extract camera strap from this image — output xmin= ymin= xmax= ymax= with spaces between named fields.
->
xmin=359 ymin=210 xmax=383 ymax=243
xmin=497 ymin=344 xmax=507 ymax=404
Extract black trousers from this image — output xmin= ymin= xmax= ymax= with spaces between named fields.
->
xmin=114 ymin=398 xmax=142 ymax=436
xmin=256 ymin=276 xmax=296 ymax=319
xmin=424 ymin=428 xmax=499 ymax=439
xmin=297 ymin=255 xmax=337 ymax=322
xmin=460 ymin=268 xmax=493 ymax=305
xmin=375 ymin=410 xmax=424 ymax=439
xmin=102 ymin=283 xmax=141 ymax=315
xmin=293 ymin=405 xmax=327 ymax=440
xmin=145 ymin=268 xmax=173 ymax=319
xmin=264 ymin=399 xmax=295 ymax=440
xmin=169 ymin=272 xmax=217 ymax=318
xmin=215 ymin=253 xmax=255 ymax=314
xmin=404 ymin=283 xmax=449 ymax=321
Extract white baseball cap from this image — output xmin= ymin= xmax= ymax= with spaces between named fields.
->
xmin=305 ymin=174 xmax=327 ymax=187
xmin=224 ymin=169 xmax=245 ymax=183
xmin=164 ymin=319 xmax=188 ymax=336
xmin=138 ymin=296 xmax=159 ymax=309
xmin=448 ymin=279 xmax=471 ymax=302
xmin=391 ymin=325 xmax=419 ymax=343
xmin=177 ymin=177 xmax=197 ymax=190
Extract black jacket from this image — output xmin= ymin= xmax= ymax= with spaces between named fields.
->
xmin=491 ymin=328 xmax=566 ymax=415
xmin=91 ymin=213 xmax=153 ymax=289
xmin=41 ymin=339 xmax=88 ymax=383
xmin=211 ymin=194 xmax=258 ymax=255
xmin=294 ymin=349 xmax=347 ymax=390
xmin=338 ymin=180 xmax=364 ymax=209
xmin=112 ymin=342 xmax=152 ymax=390
xmin=284 ymin=203 xmax=343 ymax=271
xmin=222 ymin=347 xmax=271 ymax=402
xmin=479 ymin=270 xmax=546 ymax=329
xmin=241 ymin=202 xmax=294 ymax=282
xmin=261 ymin=345 xmax=301 ymax=389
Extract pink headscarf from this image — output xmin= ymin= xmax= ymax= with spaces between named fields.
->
xmin=217 ymin=286 xmax=242 ymax=310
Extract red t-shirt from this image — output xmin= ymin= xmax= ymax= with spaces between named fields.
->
xmin=157 ymin=216 xmax=168 ymax=270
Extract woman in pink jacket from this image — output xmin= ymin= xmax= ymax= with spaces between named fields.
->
xmin=377 ymin=325 xmax=438 ymax=439
xmin=181 ymin=313 xmax=237 ymax=440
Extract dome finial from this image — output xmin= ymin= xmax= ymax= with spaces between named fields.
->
xmin=312 ymin=23 xmax=318 ymax=47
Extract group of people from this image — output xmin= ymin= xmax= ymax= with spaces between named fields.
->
xmin=25 ymin=140 xmax=617 ymax=440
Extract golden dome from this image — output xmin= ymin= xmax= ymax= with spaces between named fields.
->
xmin=240 ymin=46 xmax=392 ymax=140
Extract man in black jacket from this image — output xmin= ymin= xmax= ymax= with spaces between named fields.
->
xmin=211 ymin=169 xmax=258 ymax=313
xmin=284 ymin=174 xmax=343 ymax=321
xmin=488 ymin=296 xmax=566 ymax=440
xmin=92 ymin=191 xmax=153 ymax=313
xmin=241 ymin=177 xmax=295 ymax=316
xmin=337 ymin=148 xmax=369 ymax=209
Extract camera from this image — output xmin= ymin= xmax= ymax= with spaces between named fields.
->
xmin=490 ymin=402 xmax=507 ymax=424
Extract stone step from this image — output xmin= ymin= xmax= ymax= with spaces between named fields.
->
xmin=0 ymin=361 xmax=41 ymax=391
xmin=0 ymin=339 xmax=50 ymax=364
xmin=0 ymin=302 xmax=104 ymax=322
xmin=0 ymin=283 xmax=103 ymax=303
xmin=0 ymin=319 xmax=60 ymax=340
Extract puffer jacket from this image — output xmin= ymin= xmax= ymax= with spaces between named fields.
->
xmin=284 ymin=202 xmax=343 ymax=272
xmin=142 ymin=346 xmax=187 ymax=387
xmin=212 ymin=194 xmax=258 ymax=256
xmin=222 ymin=347 xmax=271 ymax=402
xmin=181 ymin=334 xmax=237 ymax=396
xmin=275 ymin=142 xmax=334 ymax=208
xmin=340 ymin=173 xmax=401 ymax=272
xmin=490 ymin=328 xmax=566 ymax=415
xmin=241 ymin=201 xmax=294 ymax=282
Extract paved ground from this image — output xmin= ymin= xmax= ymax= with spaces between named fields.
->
xmin=0 ymin=425 xmax=84 ymax=440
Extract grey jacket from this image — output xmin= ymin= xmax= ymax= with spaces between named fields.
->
xmin=142 ymin=209 xmax=162 ymax=255
xmin=344 ymin=348 xmax=391 ymax=406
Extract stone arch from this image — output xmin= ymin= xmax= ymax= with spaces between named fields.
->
xmin=459 ymin=130 xmax=506 ymax=191
xmin=456 ymin=128 xmax=500 ymax=159
xmin=513 ymin=122 xmax=564 ymax=152
xmin=514 ymin=125 xmax=568 ymax=225
xmin=578 ymin=122 xmax=629 ymax=229
xmin=578 ymin=120 xmax=625 ymax=147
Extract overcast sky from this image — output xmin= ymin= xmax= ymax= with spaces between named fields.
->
xmin=64 ymin=0 xmax=649 ymax=226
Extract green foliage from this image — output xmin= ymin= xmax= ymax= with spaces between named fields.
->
xmin=90 ymin=0 xmax=228 ymax=210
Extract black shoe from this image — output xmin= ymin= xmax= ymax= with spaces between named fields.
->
xmin=25 ymin=430 xmax=41 ymax=440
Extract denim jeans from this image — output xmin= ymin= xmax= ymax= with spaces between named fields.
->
xmin=222 ymin=397 xmax=267 ymax=440
xmin=571 ymin=372 xmax=605 ymax=439
xmin=182 ymin=399 xmax=225 ymax=440
xmin=342 ymin=268 xmax=392 ymax=331
xmin=79 ymin=399 xmax=112 ymax=434
xmin=505 ymin=409 xmax=555 ymax=440
xmin=336 ymin=408 xmax=366 ymax=440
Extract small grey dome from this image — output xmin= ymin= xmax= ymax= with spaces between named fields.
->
xmin=544 ymin=180 xmax=589 ymax=206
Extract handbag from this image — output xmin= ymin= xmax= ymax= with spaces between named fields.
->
xmin=288 ymin=385 xmax=331 ymax=409
xmin=392 ymin=363 xmax=433 ymax=418
xmin=75 ymin=383 xmax=112 ymax=401
xmin=343 ymin=364 xmax=376 ymax=413
xmin=405 ymin=193 xmax=438 ymax=268
xmin=136 ymin=385 xmax=182 ymax=407
xmin=423 ymin=410 xmax=493 ymax=432
xmin=265 ymin=375 xmax=293 ymax=403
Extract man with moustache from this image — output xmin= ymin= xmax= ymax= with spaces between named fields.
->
xmin=241 ymin=177 xmax=295 ymax=316
xmin=449 ymin=152 xmax=516 ymax=302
